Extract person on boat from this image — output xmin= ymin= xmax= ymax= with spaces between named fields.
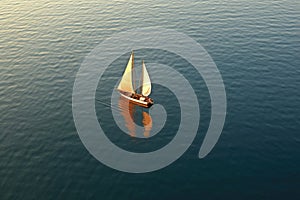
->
xmin=131 ymin=93 xmax=138 ymax=99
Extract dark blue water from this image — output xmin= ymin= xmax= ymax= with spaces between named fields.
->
xmin=1 ymin=0 xmax=299 ymax=199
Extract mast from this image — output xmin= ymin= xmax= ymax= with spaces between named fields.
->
xmin=132 ymin=51 xmax=136 ymax=92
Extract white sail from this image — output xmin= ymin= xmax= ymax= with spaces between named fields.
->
xmin=141 ymin=61 xmax=151 ymax=97
xmin=117 ymin=52 xmax=135 ymax=93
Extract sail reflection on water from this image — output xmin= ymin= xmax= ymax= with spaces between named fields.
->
xmin=142 ymin=112 xmax=152 ymax=138
xmin=118 ymin=97 xmax=136 ymax=137
xmin=118 ymin=96 xmax=153 ymax=138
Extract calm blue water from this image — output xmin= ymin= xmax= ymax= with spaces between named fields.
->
xmin=1 ymin=0 xmax=300 ymax=199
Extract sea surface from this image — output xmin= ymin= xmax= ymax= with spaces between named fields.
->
xmin=1 ymin=0 xmax=300 ymax=199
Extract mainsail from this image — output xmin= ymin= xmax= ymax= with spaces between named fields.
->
xmin=117 ymin=52 xmax=135 ymax=93
xmin=141 ymin=60 xmax=151 ymax=97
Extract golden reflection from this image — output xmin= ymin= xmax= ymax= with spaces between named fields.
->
xmin=118 ymin=96 xmax=136 ymax=137
xmin=118 ymin=96 xmax=152 ymax=138
xmin=142 ymin=111 xmax=152 ymax=138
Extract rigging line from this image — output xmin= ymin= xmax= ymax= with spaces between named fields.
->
xmin=95 ymin=98 xmax=120 ymax=111
xmin=95 ymin=98 xmax=131 ymax=112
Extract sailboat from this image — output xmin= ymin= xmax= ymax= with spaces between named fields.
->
xmin=117 ymin=51 xmax=154 ymax=108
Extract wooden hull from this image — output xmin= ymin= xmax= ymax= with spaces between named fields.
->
xmin=119 ymin=92 xmax=153 ymax=108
